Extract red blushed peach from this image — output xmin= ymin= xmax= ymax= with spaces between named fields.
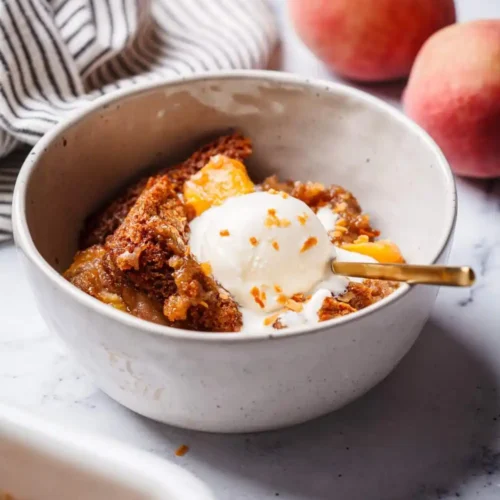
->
xmin=404 ymin=20 xmax=500 ymax=178
xmin=288 ymin=0 xmax=456 ymax=82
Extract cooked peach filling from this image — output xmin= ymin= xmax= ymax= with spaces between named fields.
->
xmin=341 ymin=239 xmax=404 ymax=263
xmin=183 ymin=154 xmax=255 ymax=215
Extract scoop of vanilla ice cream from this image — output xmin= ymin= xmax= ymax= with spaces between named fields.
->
xmin=189 ymin=191 xmax=333 ymax=312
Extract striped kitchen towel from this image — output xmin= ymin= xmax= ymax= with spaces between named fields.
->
xmin=0 ymin=0 xmax=277 ymax=242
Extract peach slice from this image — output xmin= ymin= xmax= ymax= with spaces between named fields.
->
xmin=341 ymin=240 xmax=404 ymax=263
xmin=184 ymin=155 xmax=254 ymax=215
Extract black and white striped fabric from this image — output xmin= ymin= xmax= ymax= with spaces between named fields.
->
xmin=0 ymin=0 xmax=277 ymax=242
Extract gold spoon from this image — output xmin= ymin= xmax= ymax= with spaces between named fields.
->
xmin=331 ymin=261 xmax=475 ymax=287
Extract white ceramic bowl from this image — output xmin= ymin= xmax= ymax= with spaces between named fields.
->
xmin=12 ymin=71 xmax=456 ymax=433
xmin=0 ymin=404 xmax=214 ymax=499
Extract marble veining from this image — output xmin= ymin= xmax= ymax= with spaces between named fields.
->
xmin=2 ymin=1 xmax=500 ymax=498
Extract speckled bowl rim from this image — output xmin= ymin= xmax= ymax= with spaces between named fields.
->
xmin=12 ymin=70 xmax=457 ymax=344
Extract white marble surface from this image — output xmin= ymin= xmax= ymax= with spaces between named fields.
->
xmin=1 ymin=1 xmax=500 ymax=499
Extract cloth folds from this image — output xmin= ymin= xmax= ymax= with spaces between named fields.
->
xmin=0 ymin=0 xmax=277 ymax=241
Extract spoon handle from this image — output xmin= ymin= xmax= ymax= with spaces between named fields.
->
xmin=331 ymin=261 xmax=475 ymax=287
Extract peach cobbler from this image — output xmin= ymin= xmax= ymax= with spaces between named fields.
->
xmin=65 ymin=133 xmax=403 ymax=333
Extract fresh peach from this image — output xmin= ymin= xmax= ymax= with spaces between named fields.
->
xmin=404 ymin=21 xmax=500 ymax=178
xmin=288 ymin=0 xmax=456 ymax=82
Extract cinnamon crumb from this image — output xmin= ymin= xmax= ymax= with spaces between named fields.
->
xmin=334 ymin=202 xmax=347 ymax=213
xmin=281 ymin=192 xmax=289 ymax=199
xmin=272 ymin=318 xmax=286 ymax=330
xmin=297 ymin=213 xmax=308 ymax=225
xmin=291 ymin=293 xmax=306 ymax=302
xmin=219 ymin=229 xmax=230 ymax=237
xmin=272 ymin=240 xmax=280 ymax=251
xmin=276 ymin=295 xmax=303 ymax=312
xmin=264 ymin=312 xmax=281 ymax=326
xmin=175 ymin=444 xmax=189 ymax=456
xmin=300 ymin=237 xmax=318 ymax=253
xmin=116 ymin=247 xmax=143 ymax=271
xmin=250 ymin=286 xmax=265 ymax=309
xmin=277 ymin=294 xmax=287 ymax=306
xmin=359 ymin=227 xmax=380 ymax=238
xmin=249 ymin=236 xmax=259 ymax=246
xmin=318 ymin=297 xmax=356 ymax=321
xmin=265 ymin=209 xmax=278 ymax=228
xmin=285 ymin=299 xmax=303 ymax=312
xmin=200 ymin=262 xmax=212 ymax=276
xmin=265 ymin=209 xmax=291 ymax=228
xmin=337 ymin=291 xmax=354 ymax=303
xmin=274 ymin=284 xmax=282 ymax=293
xmin=354 ymin=234 xmax=370 ymax=244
